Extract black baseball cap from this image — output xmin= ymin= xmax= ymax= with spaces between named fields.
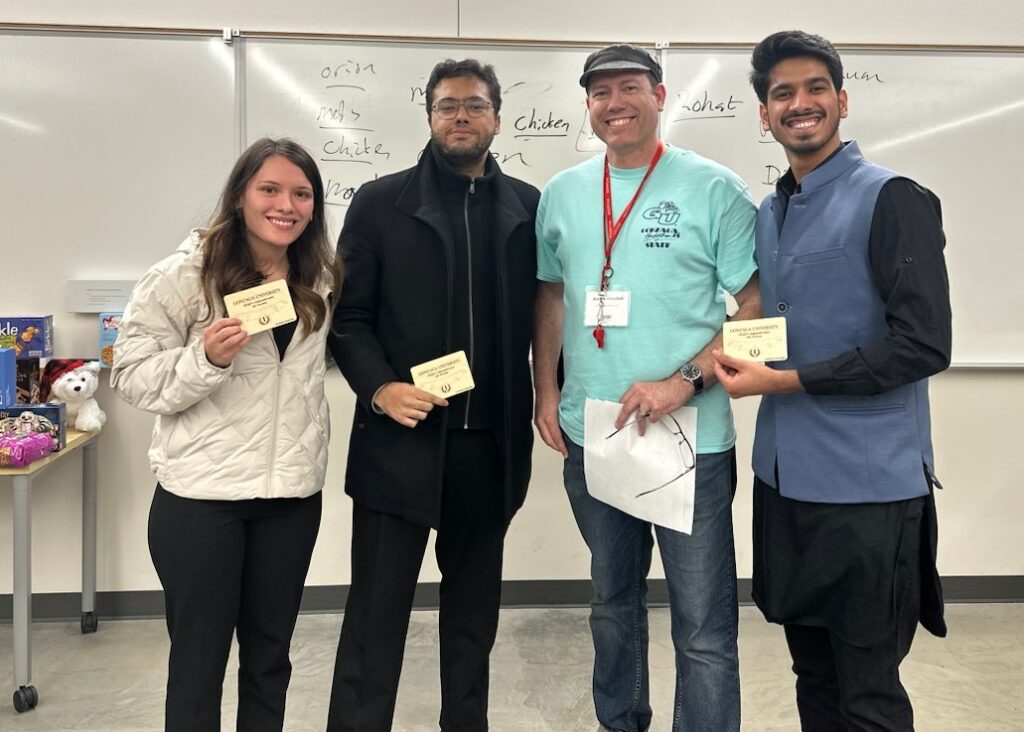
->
xmin=579 ymin=44 xmax=663 ymax=88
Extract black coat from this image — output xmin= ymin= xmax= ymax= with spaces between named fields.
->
xmin=329 ymin=145 xmax=539 ymax=528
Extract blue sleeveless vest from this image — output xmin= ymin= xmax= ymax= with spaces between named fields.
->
xmin=752 ymin=142 xmax=933 ymax=503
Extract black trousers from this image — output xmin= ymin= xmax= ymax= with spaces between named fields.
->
xmin=782 ymin=497 xmax=923 ymax=732
xmin=785 ymin=622 xmax=918 ymax=732
xmin=327 ymin=430 xmax=508 ymax=732
xmin=148 ymin=485 xmax=322 ymax=732
xmin=755 ymin=474 xmax=931 ymax=732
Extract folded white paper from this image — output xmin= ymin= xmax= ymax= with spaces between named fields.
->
xmin=583 ymin=398 xmax=698 ymax=534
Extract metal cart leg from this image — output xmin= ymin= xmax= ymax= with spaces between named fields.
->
xmin=11 ymin=475 xmax=38 ymax=712
xmin=81 ymin=442 xmax=98 ymax=634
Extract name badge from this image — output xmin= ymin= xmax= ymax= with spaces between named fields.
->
xmin=223 ymin=279 xmax=297 ymax=335
xmin=584 ymin=290 xmax=631 ymax=327
xmin=722 ymin=317 xmax=788 ymax=362
xmin=411 ymin=351 xmax=475 ymax=398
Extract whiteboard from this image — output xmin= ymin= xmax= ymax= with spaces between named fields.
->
xmin=244 ymin=39 xmax=1024 ymax=366
xmin=1 ymin=30 xmax=1020 ymax=365
xmin=0 ymin=31 xmax=237 ymax=354
xmin=244 ymin=39 xmax=605 ymax=234
xmin=661 ymin=49 xmax=1024 ymax=367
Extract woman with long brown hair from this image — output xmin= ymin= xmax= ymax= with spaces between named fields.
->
xmin=112 ymin=138 xmax=341 ymax=731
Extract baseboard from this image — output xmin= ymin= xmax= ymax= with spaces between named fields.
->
xmin=1 ymin=576 xmax=1021 ymax=623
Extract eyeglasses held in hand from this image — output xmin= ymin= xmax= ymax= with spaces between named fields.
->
xmin=431 ymin=98 xmax=494 ymax=119
xmin=605 ymin=413 xmax=695 ymax=498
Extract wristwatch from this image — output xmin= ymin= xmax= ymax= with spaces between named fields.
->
xmin=679 ymin=362 xmax=704 ymax=395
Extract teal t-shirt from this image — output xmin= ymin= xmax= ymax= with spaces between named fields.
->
xmin=536 ymin=145 xmax=757 ymax=452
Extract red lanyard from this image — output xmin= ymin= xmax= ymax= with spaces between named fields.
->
xmin=594 ymin=141 xmax=665 ymax=349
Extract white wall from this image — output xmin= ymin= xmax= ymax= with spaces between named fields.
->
xmin=1 ymin=2 xmax=1022 ymax=596
xmin=5 ymin=0 xmax=1022 ymax=45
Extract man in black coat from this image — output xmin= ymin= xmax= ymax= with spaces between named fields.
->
xmin=327 ymin=58 xmax=539 ymax=732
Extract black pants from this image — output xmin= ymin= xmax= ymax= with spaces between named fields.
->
xmin=784 ymin=612 xmax=918 ymax=732
xmin=327 ymin=430 xmax=508 ymax=732
xmin=755 ymin=476 xmax=930 ymax=731
xmin=148 ymin=485 xmax=322 ymax=732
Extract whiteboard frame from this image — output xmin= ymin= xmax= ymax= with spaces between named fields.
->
xmin=2 ymin=22 xmax=1022 ymax=52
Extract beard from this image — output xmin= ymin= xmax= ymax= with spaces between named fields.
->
xmin=431 ymin=128 xmax=494 ymax=171
xmin=777 ymin=113 xmax=841 ymax=157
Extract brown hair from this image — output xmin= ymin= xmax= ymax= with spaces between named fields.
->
xmin=199 ymin=137 xmax=341 ymax=334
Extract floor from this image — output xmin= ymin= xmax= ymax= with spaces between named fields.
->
xmin=1 ymin=604 xmax=1021 ymax=731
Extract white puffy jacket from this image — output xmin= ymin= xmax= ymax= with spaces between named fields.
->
xmin=111 ymin=232 xmax=331 ymax=500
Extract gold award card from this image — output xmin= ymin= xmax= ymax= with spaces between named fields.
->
xmin=722 ymin=317 xmax=789 ymax=362
xmin=223 ymin=279 xmax=297 ymax=335
xmin=411 ymin=351 xmax=475 ymax=399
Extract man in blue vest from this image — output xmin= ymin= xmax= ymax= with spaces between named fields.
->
xmin=713 ymin=31 xmax=952 ymax=731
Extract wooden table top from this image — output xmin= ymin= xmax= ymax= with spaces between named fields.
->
xmin=0 ymin=429 xmax=101 ymax=477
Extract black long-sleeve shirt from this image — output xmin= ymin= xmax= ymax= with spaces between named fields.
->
xmin=774 ymin=150 xmax=952 ymax=396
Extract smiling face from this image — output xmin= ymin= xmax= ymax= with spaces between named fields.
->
xmin=760 ymin=56 xmax=848 ymax=179
xmin=429 ymin=75 xmax=501 ymax=175
xmin=239 ymin=154 xmax=315 ymax=260
xmin=586 ymin=71 xmax=666 ymax=168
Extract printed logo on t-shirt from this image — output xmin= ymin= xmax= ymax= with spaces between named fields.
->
xmin=641 ymin=201 xmax=681 ymax=249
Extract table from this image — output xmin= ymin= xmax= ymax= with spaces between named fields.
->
xmin=1 ymin=429 xmax=100 ymax=713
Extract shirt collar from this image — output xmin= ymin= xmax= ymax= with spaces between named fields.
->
xmin=776 ymin=140 xmax=852 ymax=198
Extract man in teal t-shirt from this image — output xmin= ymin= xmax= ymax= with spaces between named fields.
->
xmin=533 ymin=44 xmax=760 ymax=732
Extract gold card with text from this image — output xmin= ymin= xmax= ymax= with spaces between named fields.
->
xmin=223 ymin=279 xmax=297 ymax=335
xmin=411 ymin=351 xmax=475 ymax=398
xmin=723 ymin=317 xmax=788 ymax=362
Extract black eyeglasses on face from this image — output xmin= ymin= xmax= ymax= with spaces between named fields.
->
xmin=431 ymin=98 xmax=494 ymax=119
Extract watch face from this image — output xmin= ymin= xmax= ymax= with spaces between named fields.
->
xmin=681 ymin=363 xmax=702 ymax=380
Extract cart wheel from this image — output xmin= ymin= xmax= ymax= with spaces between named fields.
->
xmin=13 ymin=685 xmax=38 ymax=712
xmin=81 ymin=611 xmax=98 ymax=634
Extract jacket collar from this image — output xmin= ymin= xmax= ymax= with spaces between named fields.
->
xmin=795 ymin=140 xmax=864 ymax=193
xmin=429 ymin=141 xmax=498 ymax=192
xmin=395 ymin=141 xmax=531 ymax=247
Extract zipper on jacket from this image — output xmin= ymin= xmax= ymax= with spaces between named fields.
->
xmin=265 ymin=334 xmax=282 ymax=496
xmin=462 ymin=179 xmax=476 ymax=429
xmin=494 ymin=224 xmax=513 ymax=518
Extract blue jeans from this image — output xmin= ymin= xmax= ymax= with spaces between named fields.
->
xmin=564 ymin=438 xmax=740 ymax=732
